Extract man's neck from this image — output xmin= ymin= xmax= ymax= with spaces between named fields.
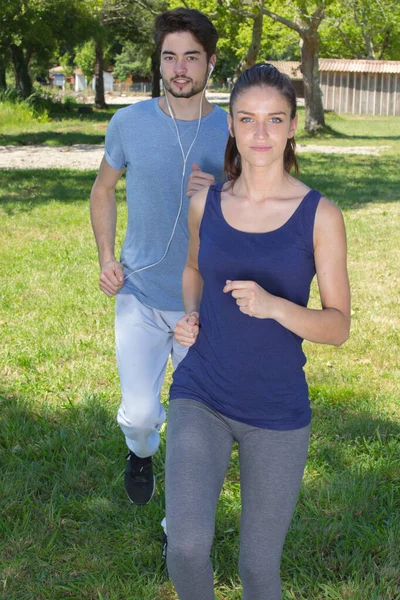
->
xmin=159 ymin=93 xmax=213 ymax=121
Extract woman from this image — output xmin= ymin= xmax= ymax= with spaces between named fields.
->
xmin=166 ymin=63 xmax=350 ymax=600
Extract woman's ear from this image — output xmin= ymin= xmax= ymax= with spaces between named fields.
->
xmin=227 ymin=113 xmax=234 ymax=137
xmin=288 ymin=114 xmax=298 ymax=139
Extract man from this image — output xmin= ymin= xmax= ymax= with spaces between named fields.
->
xmin=90 ymin=8 xmax=229 ymax=506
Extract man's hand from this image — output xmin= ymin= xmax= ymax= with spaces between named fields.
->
xmin=174 ymin=311 xmax=200 ymax=346
xmin=186 ymin=164 xmax=215 ymax=198
xmin=99 ymin=260 xmax=124 ymax=297
xmin=223 ymin=280 xmax=278 ymax=319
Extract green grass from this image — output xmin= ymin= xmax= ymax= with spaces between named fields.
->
xmin=1 ymin=101 xmax=400 ymax=155
xmin=0 ymin=119 xmax=400 ymax=599
xmin=0 ymin=102 xmax=118 ymax=146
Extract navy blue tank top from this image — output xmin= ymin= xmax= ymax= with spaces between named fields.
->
xmin=170 ymin=183 xmax=322 ymax=430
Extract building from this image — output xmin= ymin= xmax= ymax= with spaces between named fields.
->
xmin=268 ymin=59 xmax=400 ymax=116
xmin=49 ymin=67 xmax=115 ymax=94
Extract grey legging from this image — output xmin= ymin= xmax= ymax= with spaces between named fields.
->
xmin=165 ymin=399 xmax=310 ymax=600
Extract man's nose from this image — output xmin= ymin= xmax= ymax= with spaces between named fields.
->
xmin=174 ymin=59 xmax=187 ymax=74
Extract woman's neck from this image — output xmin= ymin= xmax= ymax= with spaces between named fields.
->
xmin=232 ymin=162 xmax=293 ymax=202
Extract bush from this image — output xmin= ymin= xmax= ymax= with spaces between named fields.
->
xmin=0 ymin=88 xmax=23 ymax=103
xmin=26 ymin=90 xmax=59 ymax=115
xmin=0 ymin=100 xmax=49 ymax=128
xmin=63 ymin=95 xmax=78 ymax=111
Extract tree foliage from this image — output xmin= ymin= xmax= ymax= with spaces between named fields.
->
xmin=0 ymin=0 xmax=88 ymax=96
xmin=1 ymin=0 xmax=398 ymax=123
xmin=113 ymin=43 xmax=152 ymax=81
xmin=321 ymin=0 xmax=400 ymax=59
xmin=75 ymin=41 xmax=97 ymax=81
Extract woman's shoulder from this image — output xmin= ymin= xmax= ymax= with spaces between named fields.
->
xmin=314 ymin=196 xmax=346 ymax=244
xmin=189 ymin=185 xmax=213 ymax=223
xmin=315 ymin=195 xmax=344 ymax=220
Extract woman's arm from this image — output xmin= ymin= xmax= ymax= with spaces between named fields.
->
xmin=224 ymin=198 xmax=351 ymax=347
xmin=174 ymin=187 xmax=208 ymax=346
xmin=182 ymin=186 xmax=208 ymax=312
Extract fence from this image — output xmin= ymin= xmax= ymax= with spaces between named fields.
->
xmin=320 ymin=71 xmax=400 ymax=116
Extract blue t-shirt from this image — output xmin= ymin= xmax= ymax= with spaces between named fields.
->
xmin=105 ymin=98 xmax=229 ymax=311
xmin=170 ymin=184 xmax=322 ymax=430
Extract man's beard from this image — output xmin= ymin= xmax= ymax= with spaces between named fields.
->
xmin=163 ymin=73 xmax=208 ymax=99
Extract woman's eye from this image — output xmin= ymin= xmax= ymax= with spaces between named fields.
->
xmin=270 ymin=117 xmax=282 ymax=123
xmin=241 ymin=117 xmax=253 ymax=123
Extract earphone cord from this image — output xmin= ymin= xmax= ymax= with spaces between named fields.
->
xmin=123 ymin=70 xmax=212 ymax=282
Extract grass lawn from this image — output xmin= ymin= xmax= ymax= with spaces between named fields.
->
xmin=0 ymin=102 xmax=116 ymax=146
xmin=1 ymin=100 xmax=400 ymax=155
xmin=0 ymin=113 xmax=399 ymax=599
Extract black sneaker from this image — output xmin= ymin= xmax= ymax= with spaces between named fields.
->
xmin=124 ymin=451 xmax=155 ymax=505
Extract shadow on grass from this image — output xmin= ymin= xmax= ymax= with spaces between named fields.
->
xmin=48 ymin=106 xmax=122 ymax=122
xmin=0 ymin=390 xmax=169 ymax=600
xmin=212 ymin=390 xmax=400 ymax=596
xmin=0 ymin=169 xmax=127 ymax=217
xmin=0 ymin=131 xmax=106 ymax=146
xmin=298 ymin=125 xmax=400 ymax=142
xmin=0 ymin=153 xmax=398 ymax=216
xmin=1 ymin=385 xmax=399 ymax=598
xmin=299 ymin=153 xmax=399 ymax=208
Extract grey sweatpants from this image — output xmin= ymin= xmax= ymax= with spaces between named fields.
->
xmin=166 ymin=399 xmax=310 ymax=600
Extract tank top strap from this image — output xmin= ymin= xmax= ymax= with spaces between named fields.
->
xmin=199 ymin=183 xmax=224 ymax=238
xmin=294 ymin=189 xmax=323 ymax=257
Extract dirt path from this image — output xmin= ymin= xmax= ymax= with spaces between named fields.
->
xmin=0 ymin=143 xmax=390 ymax=170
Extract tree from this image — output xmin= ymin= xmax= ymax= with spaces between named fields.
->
xmin=0 ymin=0 xmax=86 ymax=97
xmin=0 ymin=48 xmax=9 ymax=89
xmin=113 ymin=43 xmax=152 ymax=81
xmin=75 ymin=41 xmax=96 ymax=83
xmin=222 ymin=0 xmax=326 ymax=133
xmin=321 ymin=0 xmax=400 ymax=59
xmin=107 ymin=0 xmax=168 ymax=98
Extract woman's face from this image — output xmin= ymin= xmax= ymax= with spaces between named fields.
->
xmin=228 ymin=85 xmax=297 ymax=170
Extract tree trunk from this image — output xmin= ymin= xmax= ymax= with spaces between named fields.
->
xmin=10 ymin=44 xmax=32 ymax=98
xmin=0 ymin=65 xmax=6 ymax=90
xmin=244 ymin=7 xmax=263 ymax=68
xmin=151 ymin=49 xmax=160 ymax=98
xmin=94 ymin=42 xmax=106 ymax=109
xmin=300 ymin=34 xmax=325 ymax=133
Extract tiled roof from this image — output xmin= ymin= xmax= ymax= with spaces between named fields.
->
xmin=49 ymin=66 xmax=65 ymax=74
xmin=267 ymin=59 xmax=400 ymax=76
xmin=319 ymin=59 xmax=400 ymax=73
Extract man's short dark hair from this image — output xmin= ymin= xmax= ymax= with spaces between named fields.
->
xmin=154 ymin=8 xmax=218 ymax=60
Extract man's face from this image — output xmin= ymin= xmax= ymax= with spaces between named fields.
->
xmin=160 ymin=31 xmax=213 ymax=99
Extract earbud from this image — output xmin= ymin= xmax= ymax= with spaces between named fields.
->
xmin=209 ymin=64 xmax=214 ymax=74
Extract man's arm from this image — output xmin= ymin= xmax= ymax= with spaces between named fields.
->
xmin=90 ymin=156 xmax=125 ymax=296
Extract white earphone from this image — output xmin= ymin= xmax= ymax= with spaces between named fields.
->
xmin=123 ymin=61 xmax=214 ymax=282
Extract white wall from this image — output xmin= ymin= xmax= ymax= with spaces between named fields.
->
xmin=92 ymin=72 xmax=114 ymax=93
